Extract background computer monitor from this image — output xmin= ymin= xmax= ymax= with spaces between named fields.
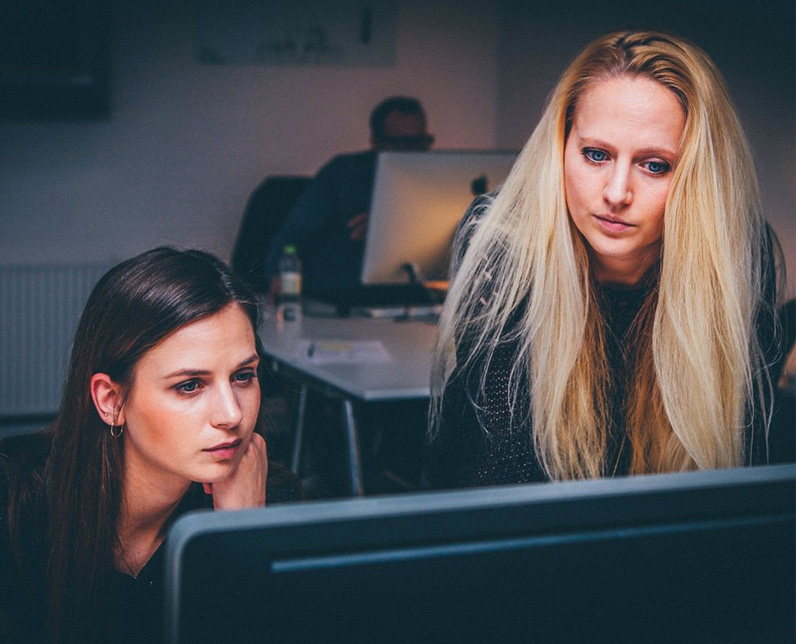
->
xmin=360 ymin=150 xmax=517 ymax=285
xmin=165 ymin=465 xmax=795 ymax=644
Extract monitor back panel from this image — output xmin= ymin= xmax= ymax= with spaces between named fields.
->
xmin=361 ymin=150 xmax=517 ymax=284
xmin=166 ymin=466 xmax=796 ymax=644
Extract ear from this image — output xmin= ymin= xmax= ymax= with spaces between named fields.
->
xmin=90 ymin=373 xmax=126 ymax=426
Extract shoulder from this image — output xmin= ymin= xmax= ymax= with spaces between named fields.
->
xmin=0 ymin=432 xmax=51 ymax=538
xmin=320 ymin=150 xmax=375 ymax=175
xmin=266 ymin=461 xmax=305 ymax=504
xmin=457 ymin=191 xmax=497 ymax=244
xmin=0 ymin=432 xmax=50 ymax=536
xmin=461 ymin=191 xmax=497 ymax=227
xmin=0 ymin=432 xmax=50 ymax=493
xmin=451 ymin=191 xmax=498 ymax=274
xmin=0 ymin=433 xmax=50 ymax=638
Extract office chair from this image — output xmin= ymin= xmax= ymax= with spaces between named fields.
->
xmin=769 ymin=298 xmax=796 ymax=464
xmin=231 ymin=175 xmax=311 ymax=293
xmin=774 ymin=298 xmax=796 ymax=385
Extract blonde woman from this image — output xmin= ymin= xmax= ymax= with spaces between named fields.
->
xmin=425 ymin=31 xmax=785 ymax=488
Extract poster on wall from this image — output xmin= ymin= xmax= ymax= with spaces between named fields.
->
xmin=195 ymin=0 xmax=396 ymax=67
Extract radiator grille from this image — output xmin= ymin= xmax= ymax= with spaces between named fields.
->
xmin=0 ymin=264 xmax=110 ymax=417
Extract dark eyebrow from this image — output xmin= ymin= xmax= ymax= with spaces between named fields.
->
xmin=236 ymin=354 xmax=260 ymax=368
xmin=164 ymin=353 xmax=259 ymax=379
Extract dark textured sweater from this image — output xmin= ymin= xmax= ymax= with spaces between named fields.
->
xmin=423 ymin=196 xmax=783 ymax=490
xmin=423 ymin=281 xmax=651 ymax=489
xmin=0 ymin=432 xmax=303 ymax=644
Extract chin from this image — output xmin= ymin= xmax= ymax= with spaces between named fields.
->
xmin=198 ymin=461 xmax=237 ymax=481
xmin=589 ymin=241 xmax=635 ymax=261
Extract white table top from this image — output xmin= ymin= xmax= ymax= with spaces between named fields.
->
xmin=258 ymin=311 xmax=438 ymax=401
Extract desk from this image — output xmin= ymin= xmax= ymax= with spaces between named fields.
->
xmin=258 ymin=313 xmax=437 ymax=495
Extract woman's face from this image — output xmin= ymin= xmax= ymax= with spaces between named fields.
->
xmin=563 ymin=75 xmax=686 ymax=284
xmin=120 ymin=304 xmax=261 ymax=493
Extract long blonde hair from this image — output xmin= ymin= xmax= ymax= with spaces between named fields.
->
xmin=431 ymin=31 xmax=777 ymax=480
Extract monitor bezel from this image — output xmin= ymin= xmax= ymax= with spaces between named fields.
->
xmin=165 ymin=465 xmax=795 ymax=643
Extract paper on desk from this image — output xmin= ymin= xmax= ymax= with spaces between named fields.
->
xmin=295 ymin=340 xmax=391 ymax=364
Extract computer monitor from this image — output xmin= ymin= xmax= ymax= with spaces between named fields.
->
xmin=165 ymin=465 xmax=795 ymax=644
xmin=360 ymin=150 xmax=518 ymax=285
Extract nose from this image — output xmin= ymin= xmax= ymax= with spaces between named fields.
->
xmin=211 ymin=384 xmax=243 ymax=429
xmin=603 ymin=162 xmax=633 ymax=208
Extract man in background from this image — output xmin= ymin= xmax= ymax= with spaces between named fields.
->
xmin=264 ymin=96 xmax=434 ymax=298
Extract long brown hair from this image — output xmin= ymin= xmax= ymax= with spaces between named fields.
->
xmin=22 ymin=247 xmax=260 ymax=643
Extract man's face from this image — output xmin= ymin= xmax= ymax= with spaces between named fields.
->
xmin=373 ymin=111 xmax=433 ymax=151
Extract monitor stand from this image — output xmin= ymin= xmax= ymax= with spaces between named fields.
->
xmin=389 ymin=263 xmax=443 ymax=321
xmin=306 ymin=263 xmax=445 ymax=319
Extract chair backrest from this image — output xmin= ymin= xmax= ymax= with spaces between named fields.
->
xmin=774 ymin=298 xmax=796 ymax=384
xmin=231 ymin=175 xmax=311 ymax=293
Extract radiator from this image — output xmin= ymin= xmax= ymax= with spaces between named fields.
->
xmin=0 ymin=263 xmax=111 ymax=417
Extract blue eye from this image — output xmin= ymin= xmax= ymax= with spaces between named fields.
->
xmin=583 ymin=148 xmax=608 ymax=163
xmin=643 ymin=160 xmax=670 ymax=175
xmin=176 ymin=379 xmax=202 ymax=394
xmin=233 ymin=370 xmax=257 ymax=385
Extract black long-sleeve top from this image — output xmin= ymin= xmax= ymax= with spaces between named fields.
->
xmin=0 ymin=432 xmax=303 ymax=644
xmin=424 ymin=281 xmax=654 ymax=488
xmin=423 ymin=197 xmax=785 ymax=490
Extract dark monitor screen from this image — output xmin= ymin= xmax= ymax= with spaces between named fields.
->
xmin=165 ymin=465 xmax=795 ymax=644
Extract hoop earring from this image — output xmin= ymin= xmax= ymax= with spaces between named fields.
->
xmin=110 ymin=424 xmax=123 ymax=438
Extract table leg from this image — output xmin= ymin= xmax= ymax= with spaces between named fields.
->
xmin=342 ymin=399 xmax=364 ymax=497
xmin=290 ymin=384 xmax=308 ymax=475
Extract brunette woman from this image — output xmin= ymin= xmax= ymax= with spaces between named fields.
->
xmin=0 ymin=247 xmax=301 ymax=643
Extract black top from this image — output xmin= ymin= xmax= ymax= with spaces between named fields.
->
xmin=0 ymin=433 xmax=303 ymax=644
xmin=423 ymin=196 xmax=785 ymax=490
xmin=109 ymin=484 xmax=210 ymax=644
xmin=424 ymin=281 xmax=652 ymax=489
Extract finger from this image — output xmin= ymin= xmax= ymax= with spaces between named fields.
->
xmin=350 ymin=221 xmax=368 ymax=241
xmin=248 ymin=432 xmax=267 ymax=455
xmin=347 ymin=212 xmax=367 ymax=228
xmin=209 ymin=433 xmax=268 ymax=510
xmin=231 ymin=433 xmax=268 ymax=479
xmin=203 ymin=482 xmax=212 ymax=494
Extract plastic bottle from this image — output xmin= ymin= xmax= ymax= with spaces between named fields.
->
xmin=278 ymin=244 xmax=302 ymax=323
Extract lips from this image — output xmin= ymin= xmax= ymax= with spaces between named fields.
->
xmin=594 ymin=214 xmax=633 ymax=232
xmin=204 ymin=438 xmax=242 ymax=459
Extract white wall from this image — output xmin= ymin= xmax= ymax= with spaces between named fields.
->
xmin=0 ymin=0 xmax=499 ymax=266
xmin=1 ymin=0 xmax=792 ymax=298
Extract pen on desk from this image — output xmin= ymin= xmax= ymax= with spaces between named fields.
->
xmin=307 ymin=342 xmax=315 ymax=358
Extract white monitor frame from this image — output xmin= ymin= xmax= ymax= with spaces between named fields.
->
xmin=360 ymin=150 xmax=517 ymax=285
